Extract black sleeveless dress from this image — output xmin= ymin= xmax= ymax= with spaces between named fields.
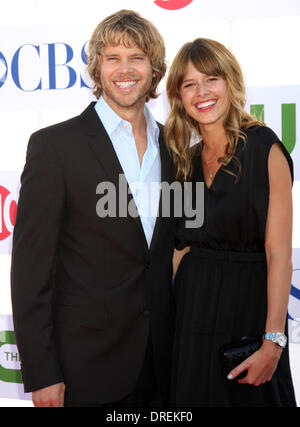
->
xmin=171 ymin=126 xmax=297 ymax=407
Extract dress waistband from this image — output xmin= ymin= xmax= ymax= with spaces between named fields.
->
xmin=189 ymin=246 xmax=266 ymax=263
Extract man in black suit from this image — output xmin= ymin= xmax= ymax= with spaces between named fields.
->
xmin=11 ymin=10 xmax=175 ymax=407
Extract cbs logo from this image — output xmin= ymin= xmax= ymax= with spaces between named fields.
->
xmin=0 ymin=52 xmax=8 ymax=89
xmin=0 ymin=42 xmax=90 ymax=92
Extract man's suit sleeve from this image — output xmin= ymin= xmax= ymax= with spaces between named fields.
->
xmin=11 ymin=130 xmax=65 ymax=393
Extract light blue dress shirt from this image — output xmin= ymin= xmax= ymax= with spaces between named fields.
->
xmin=94 ymin=96 xmax=161 ymax=247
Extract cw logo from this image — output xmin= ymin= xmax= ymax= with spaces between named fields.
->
xmin=0 ymin=185 xmax=17 ymax=242
xmin=0 ymin=331 xmax=22 ymax=384
xmin=154 ymin=0 xmax=194 ymax=10
xmin=251 ymin=104 xmax=296 ymax=153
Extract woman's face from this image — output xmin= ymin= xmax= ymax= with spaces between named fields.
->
xmin=179 ymin=61 xmax=230 ymax=131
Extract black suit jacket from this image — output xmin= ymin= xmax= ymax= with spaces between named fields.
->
xmin=11 ymin=102 xmax=175 ymax=404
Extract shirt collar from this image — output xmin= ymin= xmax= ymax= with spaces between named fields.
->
xmin=94 ymin=96 xmax=122 ymax=136
xmin=94 ymin=96 xmax=160 ymax=145
xmin=144 ymin=103 xmax=160 ymax=148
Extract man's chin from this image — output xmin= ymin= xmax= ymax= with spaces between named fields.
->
xmin=107 ymin=94 xmax=147 ymax=110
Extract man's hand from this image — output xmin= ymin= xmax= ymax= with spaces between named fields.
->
xmin=32 ymin=382 xmax=66 ymax=407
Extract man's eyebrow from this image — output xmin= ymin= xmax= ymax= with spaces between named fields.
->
xmin=101 ymin=53 xmax=119 ymax=57
xmin=101 ymin=52 xmax=146 ymax=57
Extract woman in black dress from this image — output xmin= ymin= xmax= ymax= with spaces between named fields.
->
xmin=165 ymin=38 xmax=296 ymax=407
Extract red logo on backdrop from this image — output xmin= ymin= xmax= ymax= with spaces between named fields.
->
xmin=0 ymin=185 xmax=17 ymax=241
xmin=154 ymin=0 xmax=194 ymax=10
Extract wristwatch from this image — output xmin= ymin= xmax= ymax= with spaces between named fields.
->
xmin=263 ymin=332 xmax=287 ymax=349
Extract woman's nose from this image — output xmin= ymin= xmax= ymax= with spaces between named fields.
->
xmin=196 ymin=81 xmax=209 ymax=97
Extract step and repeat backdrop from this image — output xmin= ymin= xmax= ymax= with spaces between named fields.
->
xmin=1 ymin=0 xmax=300 ymax=406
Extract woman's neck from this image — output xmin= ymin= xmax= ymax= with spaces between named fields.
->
xmin=200 ymin=124 xmax=227 ymax=150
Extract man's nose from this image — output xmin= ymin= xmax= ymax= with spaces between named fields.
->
xmin=117 ymin=59 xmax=134 ymax=73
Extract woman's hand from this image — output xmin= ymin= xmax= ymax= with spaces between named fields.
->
xmin=227 ymin=341 xmax=283 ymax=386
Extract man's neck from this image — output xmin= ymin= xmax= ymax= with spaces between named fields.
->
xmin=102 ymin=94 xmax=147 ymax=135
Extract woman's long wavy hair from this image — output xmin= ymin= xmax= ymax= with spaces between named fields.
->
xmin=165 ymin=38 xmax=264 ymax=182
xmin=87 ymin=10 xmax=166 ymax=101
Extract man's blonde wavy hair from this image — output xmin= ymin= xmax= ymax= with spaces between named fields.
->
xmin=165 ymin=38 xmax=264 ymax=182
xmin=87 ymin=10 xmax=166 ymax=101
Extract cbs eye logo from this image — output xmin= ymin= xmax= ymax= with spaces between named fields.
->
xmin=0 ymin=52 xmax=8 ymax=89
xmin=154 ymin=0 xmax=194 ymax=10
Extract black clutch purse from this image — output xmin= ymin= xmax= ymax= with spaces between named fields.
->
xmin=219 ymin=336 xmax=262 ymax=380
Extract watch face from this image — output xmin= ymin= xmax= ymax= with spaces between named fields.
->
xmin=277 ymin=334 xmax=287 ymax=347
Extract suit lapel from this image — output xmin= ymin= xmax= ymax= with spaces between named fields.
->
xmin=79 ymin=103 xmax=174 ymax=254
xmin=80 ymin=102 xmax=148 ymax=250
xmin=149 ymin=126 xmax=174 ymax=253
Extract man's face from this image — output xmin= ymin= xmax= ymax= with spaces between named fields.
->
xmin=99 ymin=43 xmax=155 ymax=112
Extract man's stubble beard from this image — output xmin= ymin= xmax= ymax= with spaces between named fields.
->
xmin=100 ymin=77 xmax=153 ymax=110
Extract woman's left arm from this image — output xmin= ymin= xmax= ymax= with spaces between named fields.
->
xmin=264 ymin=141 xmax=293 ymax=334
xmin=229 ymin=142 xmax=293 ymax=386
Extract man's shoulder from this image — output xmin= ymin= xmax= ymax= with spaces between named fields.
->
xmin=32 ymin=113 xmax=81 ymax=141
xmin=31 ymin=102 xmax=97 ymax=141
